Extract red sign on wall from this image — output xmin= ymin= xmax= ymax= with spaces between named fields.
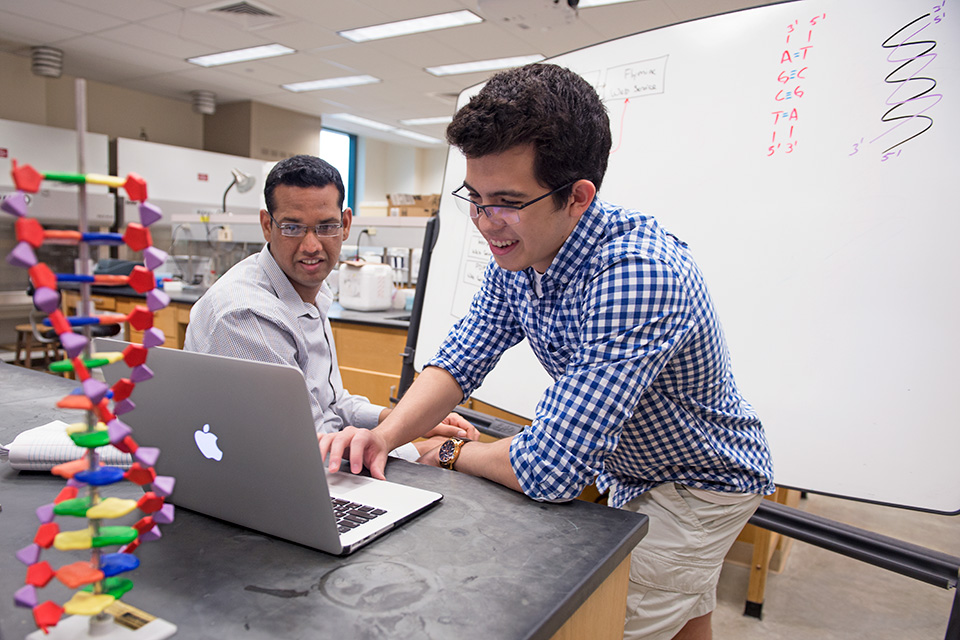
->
xmin=198 ymin=173 xmax=208 ymax=181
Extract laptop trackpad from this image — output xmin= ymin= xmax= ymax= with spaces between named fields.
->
xmin=326 ymin=470 xmax=375 ymax=494
xmin=326 ymin=470 xmax=438 ymax=510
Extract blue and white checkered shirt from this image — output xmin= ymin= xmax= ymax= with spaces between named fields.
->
xmin=184 ymin=244 xmax=383 ymax=434
xmin=429 ymin=199 xmax=775 ymax=508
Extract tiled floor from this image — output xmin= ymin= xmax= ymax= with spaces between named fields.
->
xmin=713 ymin=493 xmax=959 ymax=639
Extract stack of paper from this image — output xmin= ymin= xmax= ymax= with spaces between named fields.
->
xmin=1 ymin=420 xmax=133 ymax=471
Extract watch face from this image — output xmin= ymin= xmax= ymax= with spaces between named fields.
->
xmin=438 ymin=439 xmax=456 ymax=464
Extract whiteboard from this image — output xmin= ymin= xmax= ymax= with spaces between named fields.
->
xmin=416 ymin=0 xmax=959 ymax=513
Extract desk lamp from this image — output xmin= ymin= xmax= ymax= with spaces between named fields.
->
xmin=221 ymin=168 xmax=256 ymax=214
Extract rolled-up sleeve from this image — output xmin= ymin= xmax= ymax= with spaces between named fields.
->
xmin=427 ymin=262 xmax=527 ymax=399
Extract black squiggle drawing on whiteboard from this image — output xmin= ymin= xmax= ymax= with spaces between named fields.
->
xmin=872 ymin=12 xmax=943 ymax=154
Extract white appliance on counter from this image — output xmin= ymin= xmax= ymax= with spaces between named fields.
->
xmin=0 ymin=119 xmax=114 ymax=224
xmin=338 ymin=261 xmax=394 ymax=311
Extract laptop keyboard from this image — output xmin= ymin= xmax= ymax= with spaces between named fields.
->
xmin=332 ymin=498 xmax=387 ymax=534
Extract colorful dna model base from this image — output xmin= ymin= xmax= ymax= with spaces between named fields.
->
xmin=4 ymin=161 xmax=178 ymax=638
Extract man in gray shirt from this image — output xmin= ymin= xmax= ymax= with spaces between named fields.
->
xmin=185 ymin=155 xmax=476 ymax=455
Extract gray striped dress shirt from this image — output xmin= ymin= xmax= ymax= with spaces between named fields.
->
xmin=183 ymin=243 xmax=383 ymax=434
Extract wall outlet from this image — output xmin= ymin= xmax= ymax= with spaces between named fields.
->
xmin=217 ymin=226 xmax=233 ymax=242
xmin=364 ymin=227 xmax=377 ymax=236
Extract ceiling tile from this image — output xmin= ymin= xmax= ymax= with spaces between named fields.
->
xmin=664 ymin=0 xmax=775 ymax=22
xmin=271 ymin=0 xmax=393 ymax=31
xmin=60 ymin=0 xmax=173 ymax=22
xmin=211 ymin=56 xmax=331 ymax=86
xmin=2 ymin=0 xmax=126 ymax=33
xmin=95 ymin=23 xmax=211 ymax=58
xmin=124 ymin=65 xmax=280 ymax=101
xmin=0 ymin=10 xmax=84 ymax=46
xmin=253 ymin=20 xmax=344 ymax=51
xmin=262 ymin=48 xmax=362 ymax=77
xmin=574 ymin=0 xmax=680 ymax=36
xmin=142 ymin=8 xmax=275 ymax=51
xmin=309 ymin=43 xmax=426 ymax=79
xmin=350 ymin=0 xmax=473 ymax=22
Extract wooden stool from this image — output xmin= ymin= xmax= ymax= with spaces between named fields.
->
xmin=13 ymin=323 xmax=60 ymax=368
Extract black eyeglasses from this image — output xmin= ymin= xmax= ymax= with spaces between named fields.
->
xmin=268 ymin=212 xmax=343 ymax=238
xmin=451 ymin=182 xmax=574 ymax=226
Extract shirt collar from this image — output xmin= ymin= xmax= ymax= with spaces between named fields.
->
xmin=258 ymin=243 xmax=322 ymax=318
xmin=536 ymin=197 xmax=607 ymax=286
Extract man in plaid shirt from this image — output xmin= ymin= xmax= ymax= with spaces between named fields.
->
xmin=321 ymin=64 xmax=774 ymax=640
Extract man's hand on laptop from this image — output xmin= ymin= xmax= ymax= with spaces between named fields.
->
xmin=319 ymin=426 xmax=391 ymax=479
xmin=319 ymin=413 xmax=479 ymax=479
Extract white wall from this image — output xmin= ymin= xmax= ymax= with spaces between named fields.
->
xmin=0 ymin=51 xmax=203 ymax=150
xmin=357 ymin=138 xmax=447 ymax=217
xmin=416 ymin=146 xmax=447 ymax=195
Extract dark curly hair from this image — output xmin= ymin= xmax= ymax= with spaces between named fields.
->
xmin=446 ymin=63 xmax=611 ymax=208
xmin=264 ymin=154 xmax=345 ymax=213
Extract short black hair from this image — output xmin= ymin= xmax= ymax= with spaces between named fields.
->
xmin=446 ymin=63 xmax=611 ymax=206
xmin=264 ymin=155 xmax=346 ymax=212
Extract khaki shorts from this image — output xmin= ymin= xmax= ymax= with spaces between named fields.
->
xmin=620 ymin=483 xmax=762 ymax=640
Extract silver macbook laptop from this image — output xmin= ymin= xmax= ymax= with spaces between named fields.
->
xmin=94 ymin=338 xmax=442 ymax=555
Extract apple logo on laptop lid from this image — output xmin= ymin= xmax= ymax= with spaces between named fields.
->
xmin=194 ymin=423 xmax=223 ymax=461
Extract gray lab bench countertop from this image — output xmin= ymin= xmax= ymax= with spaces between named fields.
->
xmin=0 ymin=364 xmax=647 ymax=640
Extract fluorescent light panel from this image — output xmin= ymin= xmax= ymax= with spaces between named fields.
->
xmin=426 ymin=54 xmax=545 ymax=77
xmin=328 ymin=114 xmax=444 ymax=144
xmin=399 ymin=116 xmax=453 ymax=126
xmin=187 ymin=43 xmax=295 ymax=67
xmin=393 ymin=130 xmax=443 ymax=144
xmin=282 ymin=75 xmax=380 ymax=92
xmin=328 ymin=114 xmax=396 ymax=131
xmin=339 ymin=10 xmax=482 ymax=43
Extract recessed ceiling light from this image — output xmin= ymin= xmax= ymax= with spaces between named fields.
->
xmin=425 ymin=55 xmax=545 ymax=77
xmin=327 ymin=114 xmax=396 ymax=132
xmin=399 ymin=116 xmax=453 ymax=126
xmin=393 ymin=129 xmax=443 ymax=144
xmin=282 ymin=75 xmax=381 ymax=92
xmin=187 ymin=44 xmax=295 ymax=67
xmin=338 ymin=10 xmax=482 ymax=43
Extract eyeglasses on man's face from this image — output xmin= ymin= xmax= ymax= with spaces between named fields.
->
xmin=451 ymin=182 xmax=574 ymax=226
xmin=268 ymin=212 xmax=343 ymax=238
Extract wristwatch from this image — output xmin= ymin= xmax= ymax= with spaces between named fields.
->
xmin=438 ymin=437 xmax=467 ymax=470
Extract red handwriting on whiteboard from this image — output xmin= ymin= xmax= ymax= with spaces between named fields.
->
xmin=609 ymin=99 xmax=630 ymax=155
xmin=851 ymin=6 xmax=944 ymax=160
xmin=768 ymin=14 xmax=827 ymax=157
